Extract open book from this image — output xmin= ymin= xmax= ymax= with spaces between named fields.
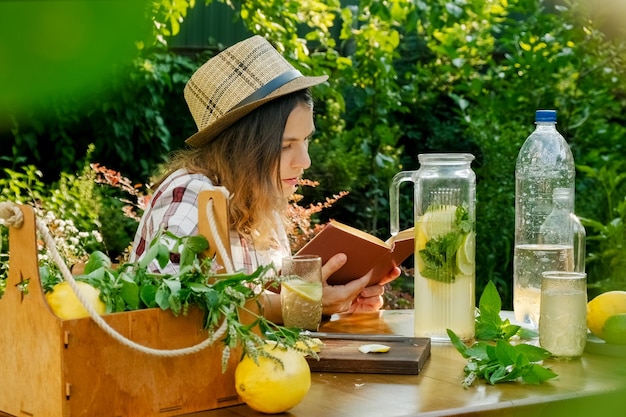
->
xmin=296 ymin=220 xmax=414 ymax=286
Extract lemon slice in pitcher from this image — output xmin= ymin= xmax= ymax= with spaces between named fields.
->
xmin=456 ymin=231 xmax=475 ymax=276
xmin=282 ymin=280 xmax=323 ymax=302
xmin=419 ymin=205 xmax=457 ymax=240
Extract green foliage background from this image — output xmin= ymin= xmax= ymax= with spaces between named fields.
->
xmin=2 ymin=0 xmax=626 ymax=307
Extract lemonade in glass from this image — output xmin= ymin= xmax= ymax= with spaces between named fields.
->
xmin=539 ymin=271 xmax=587 ymax=359
xmin=280 ymin=255 xmax=323 ymax=330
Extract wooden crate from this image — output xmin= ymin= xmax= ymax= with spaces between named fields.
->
xmin=0 ymin=205 xmax=243 ymax=416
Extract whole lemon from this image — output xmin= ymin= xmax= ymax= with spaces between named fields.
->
xmin=235 ymin=342 xmax=311 ymax=414
xmin=602 ymin=313 xmax=626 ymax=345
xmin=587 ymin=290 xmax=626 ymax=339
xmin=45 ymin=281 xmax=106 ymax=320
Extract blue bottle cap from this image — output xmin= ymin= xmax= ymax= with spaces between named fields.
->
xmin=535 ymin=109 xmax=557 ymax=122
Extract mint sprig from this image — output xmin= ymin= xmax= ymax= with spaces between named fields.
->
xmin=447 ymin=281 xmax=556 ymax=388
xmin=448 ymin=329 xmax=558 ymax=388
xmin=475 ymin=281 xmax=538 ymax=340
xmin=419 ymin=204 xmax=471 ymax=283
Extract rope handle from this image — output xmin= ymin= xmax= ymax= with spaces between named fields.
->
xmin=0 ymin=201 xmax=232 ymax=357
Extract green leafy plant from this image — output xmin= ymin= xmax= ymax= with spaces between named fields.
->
xmin=0 ymin=165 xmax=48 ymax=285
xmin=577 ymin=162 xmax=626 ymax=295
xmin=448 ymin=329 xmax=558 ymax=388
xmin=475 ymin=281 xmax=537 ymax=341
xmin=0 ymin=165 xmax=104 ymax=293
xmin=448 ymin=281 xmax=555 ymax=388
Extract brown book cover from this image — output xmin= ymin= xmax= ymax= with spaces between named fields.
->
xmin=296 ymin=220 xmax=414 ymax=286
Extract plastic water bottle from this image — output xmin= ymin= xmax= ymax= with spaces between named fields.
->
xmin=513 ymin=110 xmax=575 ymax=326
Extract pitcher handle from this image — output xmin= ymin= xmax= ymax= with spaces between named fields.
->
xmin=390 ymin=171 xmax=416 ymax=236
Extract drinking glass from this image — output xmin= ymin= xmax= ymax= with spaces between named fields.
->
xmin=539 ymin=271 xmax=587 ymax=359
xmin=280 ymin=255 xmax=323 ymax=330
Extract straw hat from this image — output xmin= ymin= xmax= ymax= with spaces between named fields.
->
xmin=184 ymin=35 xmax=328 ymax=147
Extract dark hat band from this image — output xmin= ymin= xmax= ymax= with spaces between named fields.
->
xmin=232 ymin=69 xmax=303 ymax=110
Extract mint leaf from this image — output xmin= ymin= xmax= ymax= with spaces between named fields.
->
xmin=517 ymin=327 xmax=539 ymax=339
xmin=479 ymin=280 xmax=502 ymax=314
xmin=521 ymin=364 xmax=558 ymax=384
xmin=487 ymin=364 xmax=508 ymax=384
xmin=455 ymin=205 xmax=472 ymax=234
xmin=466 ymin=343 xmax=491 ymax=361
xmin=184 ymin=235 xmax=209 ymax=253
xmin=515 ymin=343 xmax=551 ymax=362
xmin=501 ymin=323 xmax=522 ymax=339
xmin=156 ymin=243 xmax=171 ymax=269
xmin=155 ymin=287 xmax=170 ymax=310
xmin=138 ymin=239 xmax=160 ymax=270
xmin=140 ymin=284 xmax=158 ymax=307
xmin=475 ymin=281 xmax=522 ymax=340
xmin=494 ymin=339 xmax=518 ymax=366
xmin=447 ymin=329 xmax=469 ymax=357
xmin=168 ymin=293 xmax=182 ymax=316
xmin=120 ymin=279 xmax=140 ymax=310
xmin=84 ymin=251 xmax=112 ymax=273
xmin=188 ymin=282 xmax=211 ymax=293
xmin=163 ymin=278 xmax=181 ymax=296
xmin=179 ymin=236 xmax=207 ymax=267
xmin=515 ymin=351 xmax=530 ymax=369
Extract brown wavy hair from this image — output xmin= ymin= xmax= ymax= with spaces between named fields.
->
xmin=156 ymin=88 xmax=314 ymax=249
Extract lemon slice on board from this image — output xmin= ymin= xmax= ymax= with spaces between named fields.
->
xmin=282 ymin=280 xmax=323 ymax=302
xmin=358 ymin=344 xmax=391 ymax=354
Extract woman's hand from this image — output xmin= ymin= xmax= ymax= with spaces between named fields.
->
xmin=348 ymin=266 xmax=401 ymax=313
xmin=320 ymin=253 xmax=401 ymax=315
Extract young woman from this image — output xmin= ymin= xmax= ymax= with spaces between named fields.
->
xmin=130 ymin=35 xmax=400 ymax=323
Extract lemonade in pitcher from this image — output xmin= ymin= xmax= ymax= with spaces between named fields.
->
xmin=390 ymin=153 xmax=476 ymax=343
xmin=414 ymin=204 xmax=475 ymax=341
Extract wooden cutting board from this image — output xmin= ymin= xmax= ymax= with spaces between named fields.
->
xmin=305 ymin=333 xmax=431 ymax=375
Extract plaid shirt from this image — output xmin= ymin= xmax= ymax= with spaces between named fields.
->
xmin=130 ymin=168 xmax=290 ymax=274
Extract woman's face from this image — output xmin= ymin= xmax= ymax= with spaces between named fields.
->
xmin=280 ymin=102 xmax=314 ymax=198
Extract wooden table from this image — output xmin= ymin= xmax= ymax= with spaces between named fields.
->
xmin=189 ymin=310 xmax=626 ymax=417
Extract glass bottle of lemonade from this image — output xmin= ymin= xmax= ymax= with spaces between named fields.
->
xmin=391 ymin=154 xmax=476 ymax=342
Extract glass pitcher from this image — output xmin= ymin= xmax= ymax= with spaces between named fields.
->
xmin=390 ymin=153 xmax=476 ymax=342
